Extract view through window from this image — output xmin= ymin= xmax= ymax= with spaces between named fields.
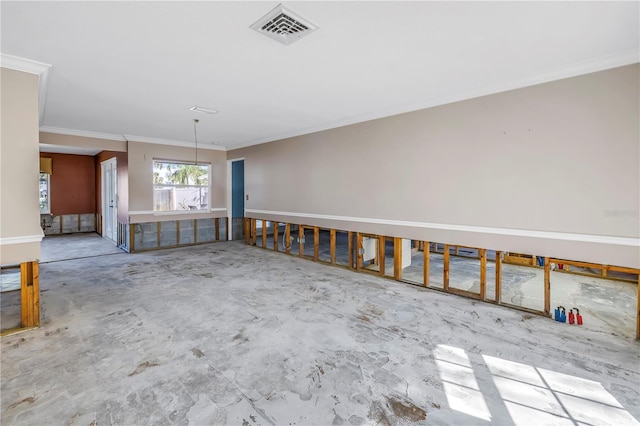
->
xmin=153 ymin=161 xmax=210 ymax=212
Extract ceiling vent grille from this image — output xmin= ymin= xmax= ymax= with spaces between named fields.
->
xmin=250 ymin=4 xmax=317 ymax=45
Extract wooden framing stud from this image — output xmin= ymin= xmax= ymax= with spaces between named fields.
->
xmin=129 ymin=223 xmax=135 ymax=252
xmin=330 ymin=229 xmax=336 ymax=264
xmin=157 ymin=222 xmax=162 ymax=248
xmin=379 ymin=236 xmax=386 ymax=276
xmin=544 ymin=256 xmax=551 ymax=315
xmin=299 ymin=226 xmax=305 ymax=257
xmin=285 ymin=223 xmax=291 ymax=254
xmin=273 ymin=222 xmax=279 ymax=252
xmin=215 ymin=218 xmax=220 ymax=241
xmin=251 ymin=219 xmax=257 ymax=246
xmin=443 ymin=244 xmax=450 ymax=290
xmin=244 ymin=218 xmax=250 ymax=245
xmin=423 ymin=241 xmax=430 ymax=287
xmin=262 ymin=220 xmax=267 ymax=248
xmin=314 ymin=227 xmax=319 ymax=261
xmin=348 ymin=232 xmax=354 ymax=269
xmin=495 ymin=251 xmax=502 ymax=303
xmin=20 ymin=261 xmax=40 ymax=327
xmin=480 ymin=248 xmax=487 ymax=300
xmin=394 ymin=237 xmax=402 ymax=281
xmin=356 ymin=233 xmax=363 ymax=271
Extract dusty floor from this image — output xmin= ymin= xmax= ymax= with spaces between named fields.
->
xmin=1 ymin=240 xmax=639 ymax=425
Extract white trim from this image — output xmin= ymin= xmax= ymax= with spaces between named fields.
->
xmin=228 ymin=50 xmax=640 ymax=151
xmin=129 ymin=210 xmax=154 ymax=215
xmin=245 ymin=209 xmax=640 ymax=247
xmin=209 ymin=208 xmax=227 ymax=212
xmin=127 ymin=135 xmax=226 ymax=151
xmin=153 ymin=210 xmax=217 ymax=216
xmin=40 ymin=126 xmax=126 ymax=142
xmin=1 ymin=54 xmax=52 ymax=125
xmin=0 ymin=234 xmax=44 ymax=245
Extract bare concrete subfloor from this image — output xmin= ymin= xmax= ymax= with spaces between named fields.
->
xmin=1 ymin=241 xmax=639 ymax=425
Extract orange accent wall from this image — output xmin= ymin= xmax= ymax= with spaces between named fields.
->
xmin=40 ymin=153 xmax=96 ymax=215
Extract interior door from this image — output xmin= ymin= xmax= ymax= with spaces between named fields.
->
xmin=101 ymin=158 xmax=117 ymax=243
xmin=230 ymin=159 xmax=245 ymax=240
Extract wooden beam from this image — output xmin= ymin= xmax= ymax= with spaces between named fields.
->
xmin=314 ymin=227 xmax=319 ymax=261
xmin=129 ymin=223 xmax=135 ymax=252
xmin=394 ymin=237 xmax=402 ymax=281
xmin=251 ymin=219 xmax=257 ymax=246
xmin=20 ymin=261 xmax=40 ymax=327
xmin=356 ymin=233 xmax=363 ymax=271
xmin=299 ymin=226 xmax=305 ymax=257
xmin=495 ymin=251 xmax=502 ymax=303
xmin=273 ymin=222 xmax=279 ymax=252
xmin=285 ymin=223 xmax=291 ymax=254
xmin=480 ymin=248 xmax=487 ymax=300
xmin=348 ymin=231 xmax=354 ymax=269
xmin=544 ymin=256 xmax=551 ymax=315
xmin=379 ymin=236 xmax=386 ymax=276
xmin=262 ymin=220 xmax=267 ymax=248
xmin=330 ymin=229 xmax=336 ymax=264
xmin=443 ymin=244 xmax=450 ymax=291
xmin=244 ymin=218 xmax=250 ymax=245
xmin=423 ymin=241 xmax=430 ymax=287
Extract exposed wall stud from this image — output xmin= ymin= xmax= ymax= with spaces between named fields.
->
xmin=313 ymin=227 xmax=319 ymax=261
xmin=285 ymin=223 xmax=291 ymax=254
xmin=443 ymin=244 xmax=450 ymax=290
xmin=262 ymin=220 xmax=267 ymax=248
xmin=423 ymin=241 xmax=430 ymax=287
xmin=379 ymin=236 xmax=386 ymax=276
xmin=356 ymin=233 xmax=363 ymax=271
xmin=544 ymin=256 xmax=551 ymax=315
xmin=495 ymin=250 xmax=502 ymax=303
xmin=299 ymin=226 xmax=305 ymax=257
xmin=348 ymin=231 xmax=353 ymax=269
xmin=480 ymin=248 xmax=487 ymax=300
xmin=274 ymin=222 xmax=279 ymax=252
xmin=394 ymin=237 xmax=402 ymax=281
xmin=20 ymin=261 xmax=39 ymax=327
xmin=330 ymin=229 xmax=336 ymax=264
xmin=251 ymin=219 xmax=257 ymax=246
xmin=215 ymin=218 xmax=220 ymax=241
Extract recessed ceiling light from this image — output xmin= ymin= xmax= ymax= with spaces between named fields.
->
xmin=190 ymin=106 xmax=218 ymax=114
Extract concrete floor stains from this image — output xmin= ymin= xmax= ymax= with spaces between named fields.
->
xmin=1 ymin=240 xmax=639 ymax=425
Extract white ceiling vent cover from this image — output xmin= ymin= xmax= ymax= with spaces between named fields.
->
xmin=250 ymin=4 xmax=317 ymax=45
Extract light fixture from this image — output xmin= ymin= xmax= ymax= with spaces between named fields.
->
xmin=189 ymin=106 xmax=218 ymax=115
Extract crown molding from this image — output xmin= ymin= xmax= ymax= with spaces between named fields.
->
xmin=1 ymin=53 xmax=52 ymax=125
xmin=125 ymin=134 xmax=226 ymax=151
xmin=228 ymin=49 xmax=640 ymax=151
xmin=40 ymin=126 xmax=126 ymax=142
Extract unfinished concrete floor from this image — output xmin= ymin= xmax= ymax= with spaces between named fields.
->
xmin=1 ymin=241 xmax=639 ymax=425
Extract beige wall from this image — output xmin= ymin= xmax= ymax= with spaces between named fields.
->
xmin=0 ymin=68 xmax=42 ymax=265
xmin=229 ymin=64 xmax=640 ymax=268
xmin=127 ymin=141 xmax=227 ymax=223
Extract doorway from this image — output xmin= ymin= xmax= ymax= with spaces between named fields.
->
xmin=227 ymin=159 xmax=244 ymax=240
xmin=101 ymin=158 xmax=117 ymax=243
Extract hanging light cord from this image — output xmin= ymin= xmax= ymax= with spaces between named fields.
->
xmin=193 ymin=118 xmax=200 ymax=165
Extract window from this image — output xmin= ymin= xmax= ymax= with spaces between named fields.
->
xmin=39 ymin=173 xmax=50 ymax=214
xmin=153 ymin=161 xmax=210 ymax=212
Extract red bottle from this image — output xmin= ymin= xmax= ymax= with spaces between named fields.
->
xmin=574 ymin=308 xmax=583 ymax=325
xmin=568 ymin=309 xmax=575 ymax=325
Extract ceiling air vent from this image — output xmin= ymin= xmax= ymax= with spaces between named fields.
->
xmin=250 ymin=4 xmax=317 ymax=46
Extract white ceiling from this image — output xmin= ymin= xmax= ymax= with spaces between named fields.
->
xmin=2 ymin=1 xmax=638 ymax=152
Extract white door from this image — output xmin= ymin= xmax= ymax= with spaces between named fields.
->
xmin=101 ymin=158 xmax=117 ymax=243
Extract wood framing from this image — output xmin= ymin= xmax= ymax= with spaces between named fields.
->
xmin=244 ymin=218 xmax=250 ymax=245
xmin=348 ymin=231 xmax=353 ymax=269
xmin=330 ymin=229 xmax=336 ymax=264
xmin=284 ymin=223 xmax=291 ymax=254
xmin=262 ymin=220 xmax=267 ymax=248
xmin=215 ymin=218 xmax=220 ymax=241
xmin=356 ymin=233 xmax=363 ymax=271
xmin=544 ymin=256 xmax=551 ymax=315
xmin=313 ymin=227 xmax=319 ymax=261
xmin=20 ymin=261 xmax=40 ymax=327
xmin=273 ymin=222 xmax=279 ymax=252
xmin=479 ymin=248 xmax=487 ymax=300
xmin=443 ymin=244 xmax=450 ymax=290
xmin=394 ymin=237 xmax=402 ymax=281
xmin=423 ymin=241 xmax=430 ymax=287
xmin=129 ymin=223 xmax=135 ymax=252
xmin=495 ymin=250 xmax=502 ymax=303
xmin=251 ymin=219 xmax=257 ymax=246
xmin=379 ymin=236 xmax=386 ymax=276
xmin=299 ymin=226 xmax=305 ymax=257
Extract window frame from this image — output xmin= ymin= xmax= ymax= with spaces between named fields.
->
xmin=152 ymin=160 xmax=211 ymax=213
